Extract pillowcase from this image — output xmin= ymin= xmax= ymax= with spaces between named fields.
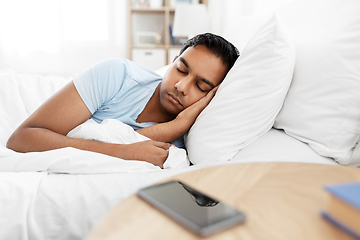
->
xmin=221 ymin=15 xmax=270 ymax=53
xmin=185 ymin=12 xmax=296 ymax=164
xmin=274 ymin=0 xmax=360 ymax=166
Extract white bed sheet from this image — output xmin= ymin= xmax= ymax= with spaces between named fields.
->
xmin=0 ymin=142 xmax=336 ymax=240
xmin=0 ymin=168 xmax=190 ymax=240
xmin=232 ymin=128 xmax=337 ymax=165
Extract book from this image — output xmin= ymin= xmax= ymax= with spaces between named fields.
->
xmin=321 ymin=182 xmax=360 ymax=240
xmin=169 ymin=25 xmax=175 ymax=45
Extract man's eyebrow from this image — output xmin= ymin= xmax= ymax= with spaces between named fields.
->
xmin=179 ymin=57 xmax=215 ymax=88
xmin=199 ymin=77 xmax=215 ymax=88
xmin=179 ymin=57 xmax=189 ymax=68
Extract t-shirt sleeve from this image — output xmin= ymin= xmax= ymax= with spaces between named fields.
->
xmin=72 ymin=58 xmax=128 ymax=114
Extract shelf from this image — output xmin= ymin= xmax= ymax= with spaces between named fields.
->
xmin=130 ymin=45 xmax=182 ymax=50
xmin=130 ymin=7 xmax=167 ymax=12
xmin=127 ymin=0 xmax=207 ymax=70
xmin=130 ymin=45 xmax=167 ymax=49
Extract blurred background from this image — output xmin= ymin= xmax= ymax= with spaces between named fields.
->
xmin=0 ymin=0 xmax=293 ymax=77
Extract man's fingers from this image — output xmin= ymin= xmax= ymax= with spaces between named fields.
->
xmin=207 ymin=85 xmax=219 ymax=98
xmin=150 ymin=140 xmax=172 ymax=150
xmin=211 ymin=85 xmax=219 ymax=93
xmin=198 ymin=85 xmax=219 ymax=104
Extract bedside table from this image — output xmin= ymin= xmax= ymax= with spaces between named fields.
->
xmin=85 ymin=162 xmax=360 ymax=240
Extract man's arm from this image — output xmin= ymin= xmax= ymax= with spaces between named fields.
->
xmin=136 ymin=86 xmax=218 ymax=143
xmin=6 ymin=82 xmax=170 ymax=167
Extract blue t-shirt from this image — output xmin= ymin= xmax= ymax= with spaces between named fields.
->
xmin=73 ymin=58 xmax=184 ymax=148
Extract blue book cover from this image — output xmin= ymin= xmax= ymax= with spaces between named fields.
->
xmin=321 ymin=211 xmax=360 ymax=240
xmin=169 ymin=25 xmax=175 ymax=45
xmin=325 ymin=182 xmax=360 ymax=210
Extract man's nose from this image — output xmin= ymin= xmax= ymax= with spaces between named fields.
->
xmin=175 ymin=77 xmax=192 ymax=95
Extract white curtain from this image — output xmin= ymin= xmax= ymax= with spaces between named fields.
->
xmin=0 ymin=0 xmax=127 ymax=77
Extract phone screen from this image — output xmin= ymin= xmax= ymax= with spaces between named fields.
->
xmin=137 ymin=180 xmax=246 ymax=236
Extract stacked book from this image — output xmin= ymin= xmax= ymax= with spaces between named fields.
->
xmin=322 ymin=182 xmax=360 ymax=240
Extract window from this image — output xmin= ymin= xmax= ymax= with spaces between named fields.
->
xmin=0 ymin=0 xmax=109 ymax=56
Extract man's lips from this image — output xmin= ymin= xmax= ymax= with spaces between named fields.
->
xmin=168 ymin=93 xmax=183 ymax=107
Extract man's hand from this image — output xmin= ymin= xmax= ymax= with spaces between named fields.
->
xmin=176 ymin=85 xmax=219 ymax=126
xmin=137 ymin=86 xmax=219 ymax=143
xmin=117 ymin=140 xmax=171 ymax=168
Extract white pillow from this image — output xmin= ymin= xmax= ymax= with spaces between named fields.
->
xmin=274 ymin=0 xmax=360 ymax=166
xmin=185 ymin=12 xmax=296 ymax=164
xmin=222 ymin=15 xmax=269 ymax=52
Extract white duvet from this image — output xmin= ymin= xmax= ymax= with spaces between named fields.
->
xmin=0 ymin=69 xmax=189 ymax=174
xmin=0 ymin=119 xmax=189 ymax=174
xmin=0 ymin=69 xmax=192 ymax=240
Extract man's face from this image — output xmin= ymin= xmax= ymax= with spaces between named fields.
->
xmin=159 ymin=45 xmax=227 ymax=116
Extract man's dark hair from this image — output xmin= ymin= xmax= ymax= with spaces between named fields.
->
xmin=179 ymin=33 xmax=240 ymax=72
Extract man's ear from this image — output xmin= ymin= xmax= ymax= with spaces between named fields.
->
xmin=172 ymin=55 xmax=178 ymax=63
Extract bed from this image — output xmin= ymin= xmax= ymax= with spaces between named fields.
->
xmin=1 ymin=0 xmax=359 ymax=239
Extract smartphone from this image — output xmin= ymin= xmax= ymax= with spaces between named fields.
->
xmin=137 ymin=180 xmax=246 ymax=236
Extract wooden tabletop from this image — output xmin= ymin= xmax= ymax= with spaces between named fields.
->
xmin=85 ymin=162 xmax=360 ymax=240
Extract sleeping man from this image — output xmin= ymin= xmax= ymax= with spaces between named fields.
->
xmin=6 ymin=33 xmax=239 ymax=168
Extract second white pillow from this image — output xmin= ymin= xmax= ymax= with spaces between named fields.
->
xmin=185 ymin=12 xmax=296 ymax=164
